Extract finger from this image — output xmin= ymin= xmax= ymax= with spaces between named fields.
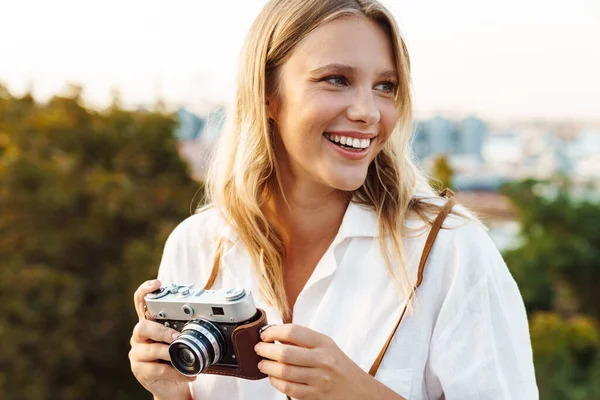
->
xmin=268 ymin=376 xmax=311 ymax=399
xmin=133 ymin=280 xmax=161 ymax=321
xmin=129 ymin=342 xmax=171 ymax=363
xmin=255 ymin=342 xmax=315 ymax=367
xmin=258 ymin=359 xmax=316 ymax=385
xmin=260 ymin=324 xmax=324 ymax=348
xmin=132 ymin=360 xmax=197 ymax=383
xmin=132 ymin=320 xmax=181 ymax=344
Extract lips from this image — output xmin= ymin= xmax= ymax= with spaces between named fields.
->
xmin=326 ymin=130 xmax=377 ymax=139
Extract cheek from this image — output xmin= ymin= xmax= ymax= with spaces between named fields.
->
xmin=303 ymin=91 xmax=347 ymax=122
xmin=281 ymin=92 xmax=344 ymax=139
xmin=378 ymin=102 xmax=400 ymax=144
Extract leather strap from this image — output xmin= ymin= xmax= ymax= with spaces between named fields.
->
xmin=368 ymin=189 xmax=455 ymax=377
xmin=204 ymin=237 xmax=225 ymax=290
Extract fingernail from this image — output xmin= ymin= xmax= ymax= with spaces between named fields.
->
xmin=172 ymin=332 xmax=181 ymax=340
xmin=147 ymin=280 xmax=156 ymax=286
xmin=257 ymin=361 xmax=263 ymax=370
xmin=254 ymin=343 xmax=260 ymax=353
xmin=258 ymin=324 xmax=273 ymax=340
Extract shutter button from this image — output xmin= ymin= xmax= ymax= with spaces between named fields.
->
xmin=225 ymin=288 xmax=246 ymax=301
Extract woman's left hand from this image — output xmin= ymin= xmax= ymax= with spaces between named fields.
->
xmin=255 ymin=324 xmax=381 ymax=400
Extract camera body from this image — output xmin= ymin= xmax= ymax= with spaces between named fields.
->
xmin=145 ymin=284 xmax=268 ymax=380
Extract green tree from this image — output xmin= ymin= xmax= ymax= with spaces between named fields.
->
xmin=430 ymin=153 xmax=454 ymax=190
xmin=502 ymin=178 xmax=600 ymax=399
xmin=0 ymin=83 xmax=202 ymax=399
xmin=503 ymin=178 xmax=600 ymax=319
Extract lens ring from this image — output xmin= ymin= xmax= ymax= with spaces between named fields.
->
xmin=178 ymin=334 xmax=209 ymax=367
xmin=169 ymin=340 xmax=204 ymax=376
xmin=199 ymin=320 xmax=224 ymax=363
xmin=182 ymin=321 xmax=224 ymax=364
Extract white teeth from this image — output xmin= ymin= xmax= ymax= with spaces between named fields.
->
xmin=324 ymin=133 xmax=372 ymax=149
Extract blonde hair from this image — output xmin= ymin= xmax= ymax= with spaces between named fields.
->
xmin=203 ymin=0 xmax=457 ymax=320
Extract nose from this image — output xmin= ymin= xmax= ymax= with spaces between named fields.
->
xmin=346 ymin=87 xmax=381 ymax=126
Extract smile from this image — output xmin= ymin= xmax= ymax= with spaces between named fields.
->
xmin=323 ymin=133 xmax=371 ymax=151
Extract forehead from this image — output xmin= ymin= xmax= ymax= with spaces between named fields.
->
xmin=288 ymin=16 xmax=396 ymax=73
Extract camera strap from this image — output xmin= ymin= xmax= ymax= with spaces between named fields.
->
xmin=368 ymin=188 xmax=456 ymax=377
xmin=204 ymin=238 xmax=225 ymax=291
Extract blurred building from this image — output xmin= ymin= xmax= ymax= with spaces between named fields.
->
xmin=412 ymin=115 xmax=488 ymax=159
xmin=453 ymin=191 xmax=521 ymax=251
xmin=176 ymin=107 xmax=226 ymax=180
xmin=563 ymin=128 xmax=600 ymax=181
xmin=175 ymin=107 xmax=205 ymax=141
xmin=459 ymin=116 xmax=487 ymax=158
xmin=413 ymin=115 xmax=494 ymax=191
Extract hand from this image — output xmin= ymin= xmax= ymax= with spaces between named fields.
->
xmin=255 ymin=324 xmax=380 ymax=400
xmin=129 ymin=279 xmax=195 ymax=400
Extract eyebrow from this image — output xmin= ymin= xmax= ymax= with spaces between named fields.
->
xmin=309 ymin=63 xmax=398 ymax=80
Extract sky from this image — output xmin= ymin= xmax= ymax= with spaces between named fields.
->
xmin=0 ymin=0 xmax=599 ymax=120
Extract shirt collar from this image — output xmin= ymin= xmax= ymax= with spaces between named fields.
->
xmin=218 ymin=200 xmax=379 ymax=244
xmin=335 ymin=200 xmax=379 ymax=241
xmin=218 ymin=201 xmax=380 ymax=319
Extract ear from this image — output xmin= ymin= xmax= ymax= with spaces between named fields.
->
xmin=265 ymin=97 xmax=279 ymax=123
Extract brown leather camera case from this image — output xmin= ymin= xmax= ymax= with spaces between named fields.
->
xmin=203 ymin=308 xmax=268 ymax=380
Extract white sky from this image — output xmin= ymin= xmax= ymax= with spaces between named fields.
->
xmin=0 ymin=0 xmax=599 ymax=120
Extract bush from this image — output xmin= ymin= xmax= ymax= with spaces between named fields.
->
xmin=0 ymin=84 xmax=202 ymax=399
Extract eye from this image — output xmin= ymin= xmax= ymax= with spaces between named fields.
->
xmin=375 ymin=81 xmax=398 ymax=94
xmin=323 ymin=75 xmax=349 ymax=87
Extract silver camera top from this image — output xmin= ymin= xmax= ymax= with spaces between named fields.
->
xmin=145 ymin=284 xmax=257 ymax=323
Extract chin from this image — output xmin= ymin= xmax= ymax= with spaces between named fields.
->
xmin=326 ymin=173 xmax=368 ymax=192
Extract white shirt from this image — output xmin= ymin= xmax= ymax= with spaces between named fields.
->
xmin=157 ymin=200 xmax=538 ymax=400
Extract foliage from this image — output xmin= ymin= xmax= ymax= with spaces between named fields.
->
xmin=502 ymin=178 xmax=600 ymax=399
xmin=430 ymin=153 xmax=454 ymax=191
xmin=530 ymin=312 xmax=600 ymax=399
xmin=0 ymin=83 xmax=202 ymax=399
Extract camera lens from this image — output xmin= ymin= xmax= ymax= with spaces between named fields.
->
xmin=170 ymin=345 xmax=201 ymax=375
xmin=180 ymin=348 xmax=195 ymax=364
xmin=169 ymin=320 xmax=226 ymax=376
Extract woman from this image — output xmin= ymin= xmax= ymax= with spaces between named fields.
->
xmin=129 ymin=0 xmax=538 ymax=399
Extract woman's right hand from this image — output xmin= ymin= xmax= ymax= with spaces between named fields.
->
xmin=129 ymin=280 xmax=197 ymax=400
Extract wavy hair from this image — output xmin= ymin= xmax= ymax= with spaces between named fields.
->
xmin=203 ymin=0 xmax=461 ymax=320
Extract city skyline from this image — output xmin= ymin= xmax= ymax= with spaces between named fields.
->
xmin=1 ymin=0 xmax=599 ymax=120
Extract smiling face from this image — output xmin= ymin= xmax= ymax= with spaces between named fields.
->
xmin=268 ymin=16 xmax=399 ymax=194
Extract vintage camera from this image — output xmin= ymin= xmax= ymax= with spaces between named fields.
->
xmin=145 ymin=284 xmax=269 ymax=380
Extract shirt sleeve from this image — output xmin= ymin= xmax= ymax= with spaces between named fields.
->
xmin=426 ymin=224 xmax=539 ymax=400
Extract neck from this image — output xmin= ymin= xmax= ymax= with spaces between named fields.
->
xmin=263 ymin=181 xmax=349 ymax=251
